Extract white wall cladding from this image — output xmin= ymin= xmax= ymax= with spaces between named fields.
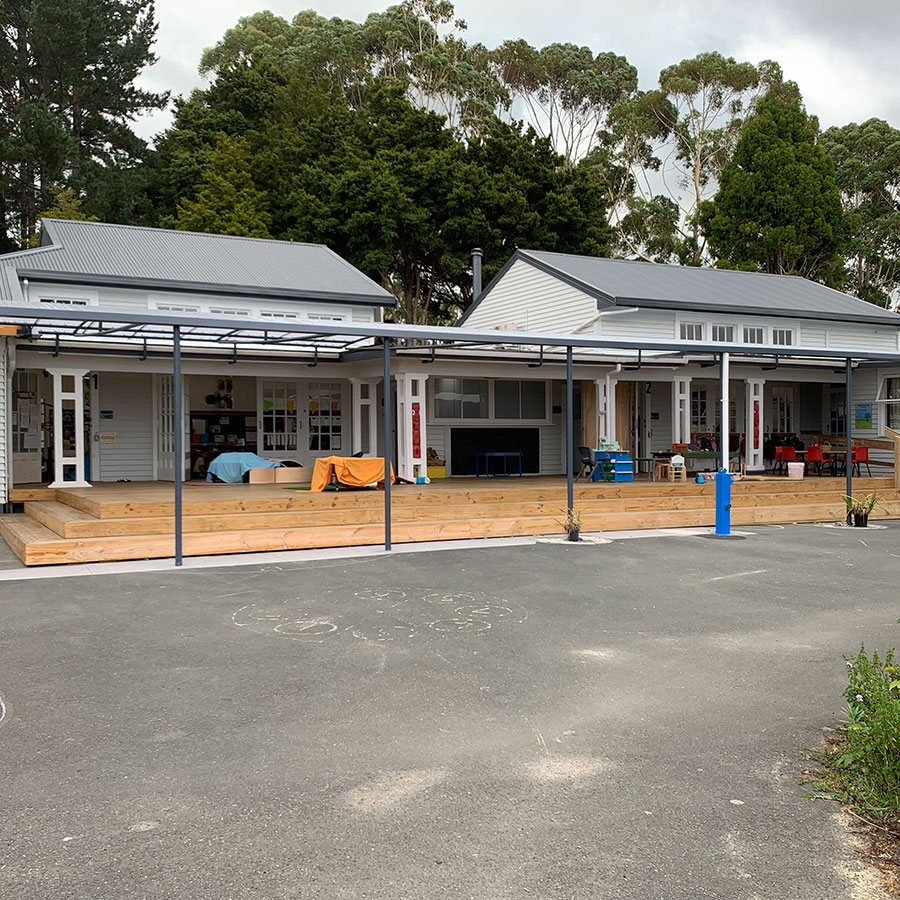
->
xmin=96 ymin=373 xmax=154 ymax=481
xmin=800 ymin=325 xmax=827 ymax=348
xmin=21 ymin=282 xmax=380 ymax=324
xmin=829 ymin=325 xmax=898 ymax=353
xmin=463 ymin=259 xmax=598 ymax=333
xmin=598 ymin=310 xmax=676 ymax=341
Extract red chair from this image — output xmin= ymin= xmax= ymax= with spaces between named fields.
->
xmin=776 ymin=445 xmax=796 ymax=475
xmin=805 ymin=445 xmax=824 ymax=477
xmin=773 ymin=445 xmax=784 ymax=474
xmin=853 ymin=446 xmax=872 ymax=477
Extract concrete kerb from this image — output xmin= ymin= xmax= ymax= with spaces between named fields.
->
xmin=0 ymin=526 xmax=759 ymax=583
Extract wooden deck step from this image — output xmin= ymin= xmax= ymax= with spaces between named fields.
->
xmin=4 ymin=500 xmax=898 ymax=566
xmin=27 ymin=489 xmax=893 ymax=539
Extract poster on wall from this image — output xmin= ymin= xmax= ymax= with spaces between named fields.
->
xmin=855 ymin=402 xmax=873 ymax=429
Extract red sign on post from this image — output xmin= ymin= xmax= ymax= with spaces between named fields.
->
xmin=753 ymin=401 xmax=760 ymax=449
xmin=412 ymin=402 xmax=421 ymax=459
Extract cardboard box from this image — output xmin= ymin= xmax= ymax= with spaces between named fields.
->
xmin=427 ymin=465 xmax=446 ymax=479
xmin=248 ymin=467 xmax=276 ymax=484
xmin=274 ymin=465 xmax=314 ymax=484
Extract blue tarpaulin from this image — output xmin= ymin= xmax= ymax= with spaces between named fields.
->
xmin=206 ymin=452 xmax=281 ymax=483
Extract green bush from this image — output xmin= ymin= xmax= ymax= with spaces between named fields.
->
xmin=821 ymin=646 xmax=900 ymax=823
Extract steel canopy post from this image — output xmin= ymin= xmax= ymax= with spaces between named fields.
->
xmin=566 ymin=346 xmax=574 ymax=514
xmin=720 ymin=352 xmax=730 ymax=472
xmin=846 ymin=358 xmax=853 ymax=524
xmin=173 ymin=325 xmax=183 ymax=567
xmin=383 ymin=340 xmax=392 ymax=552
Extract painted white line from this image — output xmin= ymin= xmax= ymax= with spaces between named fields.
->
xmin=702 ymin=569 xmax=768 ymax=583
xmin=0 ymin=694 xmax=6 ymax=725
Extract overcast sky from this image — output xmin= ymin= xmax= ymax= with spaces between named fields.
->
xmin=132 ymin=0 xmax=900 ymax=142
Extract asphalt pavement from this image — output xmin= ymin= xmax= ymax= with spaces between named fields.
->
xmin=1 ymin=523 xmax=896 ymax=899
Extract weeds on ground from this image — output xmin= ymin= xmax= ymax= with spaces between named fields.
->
xmin=814 ymin=646 xmax=900 ymax=825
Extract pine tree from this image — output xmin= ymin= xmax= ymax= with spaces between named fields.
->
xmin=0 ymin=0 xmax=168 ymax=249
xmin=176 ymin=137 xmax=272 ymax=238
xmin=699 ymin=88 xmax=845 ymax=282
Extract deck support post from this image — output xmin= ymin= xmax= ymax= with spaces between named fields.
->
xmin=566 ymin=346 xmax=574 ymax=514
xmin=846 ymin=358 xmax=853 ymax=524
xmin=383 ymin=341 xmax=392 ymax=552
xmin=173 ymin=325 xmax=183 ymax=567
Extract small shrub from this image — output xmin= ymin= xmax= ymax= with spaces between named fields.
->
xmin=819 ymin=646 xmax=900 ymax=824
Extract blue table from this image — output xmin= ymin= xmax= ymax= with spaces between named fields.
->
xmin=474 ymin=451 xmax=524 ymax=477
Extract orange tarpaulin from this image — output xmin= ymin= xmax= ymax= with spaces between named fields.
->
xmin=310 ymin=456 xmax=395 ymax=492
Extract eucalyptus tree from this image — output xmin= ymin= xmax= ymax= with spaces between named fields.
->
xmin=490 ymin=39 xmax=639 ymax=164
xmin=820 ymin=118 xmax=900 ymax=307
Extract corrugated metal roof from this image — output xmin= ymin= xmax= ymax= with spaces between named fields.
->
xmin=0 ymin=219 xmax=394 ymax=304
xmin=518 ymin=250 xmax=900 ymax=326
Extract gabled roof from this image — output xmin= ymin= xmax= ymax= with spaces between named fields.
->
xmin=0 ymin=219 xmax=395 ymax=307
xmin=462 ymin=249 xmax=900 ymax=327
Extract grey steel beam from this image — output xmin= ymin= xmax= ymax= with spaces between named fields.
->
xmin=566 ymin=346 xmax=574 ymax=513
xmin=3 ymin=304 xmax=899 ymax=362
xmin=173 ymin=325 xmax=183 ymax=567
xmin=383 ymin=341 xmax=392 ymax=552
xmin=846 ymin=358 xmax=853 ymax=524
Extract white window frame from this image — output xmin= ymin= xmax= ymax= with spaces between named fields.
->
xmin=711 ymin=324 xmax=735 ymax=343
xmin=680 ymin=322 xmax=704 ymax=342
xmin=430 ymin=379 xmax=552 ymax=426
xmin=772 ymin=327 xmax=795 ymax=346
xmin=209 ymin=307 xmax=251 ymax=317
xmin=150 ymin=301 xmax=201 ymax=313
xmin=742 ymin=325 xmax=765 ymax=345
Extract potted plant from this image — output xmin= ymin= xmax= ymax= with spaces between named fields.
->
xmin=559 ymin=507 xmax=583 ymax=542
xmin=842 ymin=491 xmax=879 ymax=527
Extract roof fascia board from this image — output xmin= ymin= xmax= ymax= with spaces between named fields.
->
xmin=16 ymin=269 xmax=396 ymax=308
xmin=4 ymin=302 xmax=900 ymax=362
xmin=619 ymin=296 xmax=900 ymax=327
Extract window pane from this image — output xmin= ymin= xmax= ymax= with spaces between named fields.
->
xmin=521 ymin=381 xmax=546 ymax=418
xmin=743 ymin=327 xmax=764 ymax=344
xmin=680 ymin=323 xmax=702 ymax=341
xmin=772 ymin=329 xmax=793 ymax=346
xmin=494 ymin=381 xmax=520 ymax=418
xmin=461 ymin=379 xmax=488 ymax=418
xmin=434 ymin=378 xmax=462 ymax=418
xmin=712 ymin=325 xmax=734 ymax=342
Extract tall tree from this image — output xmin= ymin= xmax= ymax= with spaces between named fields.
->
xmin=0 ymin=0 xmax=168 ymax=248
xmin=490 ymin=39 xmax=638 ymax=164
xmin=820 ymin=119 xmax=900 ymax=307
xmin=602 ymin=53 xmax=782 ymax=264
xmin=176 ymin=136 xmax=272 ymax=238
xmin=699 ymin=88 xmax=845 ymax=281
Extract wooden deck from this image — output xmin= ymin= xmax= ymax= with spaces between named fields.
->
xmin=2 ymin=475 xmax=898 ymax=566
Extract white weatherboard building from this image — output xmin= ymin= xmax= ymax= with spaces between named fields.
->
xmin=1 ymin=220 xmax=900 ymax=507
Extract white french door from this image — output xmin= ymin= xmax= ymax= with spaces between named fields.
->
xmin=154 ymin=374 xmax=190 ymax=481
xmin=257 ymin=380 xmax=301 ymax=460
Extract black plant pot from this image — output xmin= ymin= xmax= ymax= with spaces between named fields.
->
xmin=567 ymin=529 xmax=580 ymax=542
xmin=853 ymin=513 xmax=869 ymax=527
